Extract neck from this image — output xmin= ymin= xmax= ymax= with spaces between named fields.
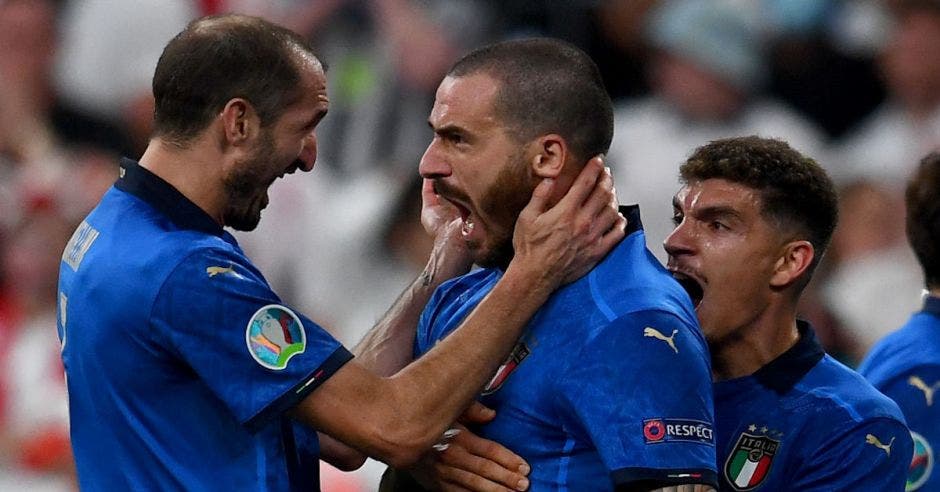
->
xmin=709 ymin=302 xmax=800 ymax=382
xmin=138 ymin=137 xmax=227 ymax=225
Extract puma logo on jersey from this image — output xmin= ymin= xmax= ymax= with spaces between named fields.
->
xmin=908 ymin=375 xmax=940 ymax=406
xmin=644 ymin=327 xmax=678 ymax=353
xmin=206 ymin=265 xmax=243 ymax=279
xmin=865 ymin=434 xmax=895 ymax=456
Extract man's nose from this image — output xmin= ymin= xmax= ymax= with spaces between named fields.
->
xmin=418 ymin=141 xmax=450 ymax=179
xmin=298 ymin=132 xmax=318 ymax=172
xmin=663 ymin=222 xmax=693 ymax=258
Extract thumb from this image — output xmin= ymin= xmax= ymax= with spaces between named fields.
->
xmin=459 ymin=401 xmax=496 ymax=425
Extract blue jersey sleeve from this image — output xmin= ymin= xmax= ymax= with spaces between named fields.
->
xmin=872 ymin=365 xmax=940 ymax=491
xmin=791 ymin=417 xmax=913 ymax=491
xmin=152 ymin=247 xmax=353 ymax=431
xmin=414 ymin=270 xmax=495 ymax=358
xmin=555 ymin=309 xmax=717 ymax=488
xmin=414 ymin=282 xmax=449 ymax=358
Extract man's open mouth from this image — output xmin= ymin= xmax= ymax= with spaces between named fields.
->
xmin=440 ymin=196 xmax=475 ymax=237
xmin=671 ymin=271 xmax=704 ymax=308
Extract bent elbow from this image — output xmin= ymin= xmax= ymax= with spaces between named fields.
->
xmin=382 ymin=445 xmax=426 ymax=469
xmin=330 ymin=453 xmax=367 ymax=472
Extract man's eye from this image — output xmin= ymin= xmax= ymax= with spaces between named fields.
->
xmin=671 ymin=214 xmax=683 ymax=226
xmin=709 ymin=221 xmax=726 ymax=231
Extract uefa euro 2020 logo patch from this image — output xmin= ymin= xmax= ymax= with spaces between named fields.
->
xmin=246 ymin=304 xmax=306 ymax=370
xmin=908 ymin=431 xmax=934 ymax=491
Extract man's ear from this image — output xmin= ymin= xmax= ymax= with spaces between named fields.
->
xmin=529 ymin=134 xmax=568 ymax=179
xmin=770 ymin=240 xmax=814 ymax=288
xmin=219 ymin=98 xmax=260 ymax=147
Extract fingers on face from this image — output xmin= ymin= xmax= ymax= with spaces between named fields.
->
xmin=556 ymin=157 xmax=605 ymax=211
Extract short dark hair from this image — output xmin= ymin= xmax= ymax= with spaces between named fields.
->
xmin=446 ymin=38 xmax=613 ymax=163
xmin=680 ymin=136 xmax=839 ymax=281
xmin=152 ymin=14 xmax=320 ymax=146
xmin=906 ymin=152 xmax=940 ymax=289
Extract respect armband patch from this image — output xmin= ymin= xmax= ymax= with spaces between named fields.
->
xmin=643 ymin=418 xmax=714 ymax=445
xmin=245 ymin=304 xmax=306 ymax=370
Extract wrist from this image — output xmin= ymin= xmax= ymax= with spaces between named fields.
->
xmin=501 ymin=259 xmax=556 ymax=302
xmin=422 ymin=228 xmax=472 ymax=288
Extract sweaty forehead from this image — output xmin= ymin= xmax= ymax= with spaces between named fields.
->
xmin=430 ymin=74 xmax=500 ymax=126
xmin=678 ymin=179 xmax=761 ymax=210
xmin=297 ymin=60 xmax=329 ymax=105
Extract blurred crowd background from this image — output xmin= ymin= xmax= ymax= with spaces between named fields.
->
xmin=0 ymin=0 xmax=936 ymax=489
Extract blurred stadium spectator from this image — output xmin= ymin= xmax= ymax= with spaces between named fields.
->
xmin=832 ymin=0 xmax=940 ymax=186
xmin=606 ymin=0 xmax=826 ymax=263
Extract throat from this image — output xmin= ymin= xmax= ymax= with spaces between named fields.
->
xmin=709 ymin=322 xmax=800 ymax=382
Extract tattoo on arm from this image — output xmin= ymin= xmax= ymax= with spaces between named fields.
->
xmin=421 ymin=268 xmax=432 ymax=286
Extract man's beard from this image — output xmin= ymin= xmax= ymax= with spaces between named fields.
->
xmin=473 ymin=151 xmax=536 ymax=269
xmin=222 ymin=133 xmax=277 ymax=232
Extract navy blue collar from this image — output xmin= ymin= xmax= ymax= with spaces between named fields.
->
xmin=115 ymin=157 xmax=225 ymax=237
xmin=620 ymin=204 xmax=643 ymax=236
xmin=752 ymin=320 xmax=825 ymax=394
xmin=924 ymin=295 xmax=940 ymax=317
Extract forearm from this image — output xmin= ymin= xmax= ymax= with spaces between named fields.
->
xmin=381 ymin=262 xmax=552 ymax=436
xmin=353 ymin=229 xmax=471 ymax=376
xmin=297 ymin=264 xmax=553 ymax=468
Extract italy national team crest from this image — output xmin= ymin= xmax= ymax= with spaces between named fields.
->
xmin=481 ymin=341 xmax=529 ymax=395
xmin=245 ymin=304 xmax=306 ymax=370
xmin=907 ymin=431 xmax=934 ymax=491
xmin=725 ymin=431 xmax=780 ymax=490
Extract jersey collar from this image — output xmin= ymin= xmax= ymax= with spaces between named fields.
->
xmin=620 ymin=204 xmax=643 ymax=236
xmin=752 ymin=320 xmax=825 ymax=394
xmin=115 ymin=157 xmax=225 ymax=236
xmin=924 ymin=295 xmax=940 ymax=318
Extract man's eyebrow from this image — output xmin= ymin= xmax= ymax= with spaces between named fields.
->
xmin=427 ymin=122 xmax=464 ymax=134
xmin=696 ymin=204 xmax=744 ymax=221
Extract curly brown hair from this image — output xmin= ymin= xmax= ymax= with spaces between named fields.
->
xmin=680 ymin=136 xmax=839 ymax=277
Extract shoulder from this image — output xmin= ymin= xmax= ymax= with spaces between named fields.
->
xmin=69 ymin=200 xmax=243 ymax=298
xmin=426 ymin=268 xmax=500 ymax=312
xmin=860 ymin=313 xmax=940 ymax=384
xmin=416 ymin=268 xmax=501 ymax=353
xmin=578 ymin=233 xmax=698 ymax=327
xmin=796 ymin=355 xmax=906 ymax=425
xmin=151 ymin=240 xmax=274 ymax=326
xmin=571 ymin=308 xmax=710 ymax=374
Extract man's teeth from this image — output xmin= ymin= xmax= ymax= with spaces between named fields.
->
xmin=461 ymin=216 xmax=475 ymax=236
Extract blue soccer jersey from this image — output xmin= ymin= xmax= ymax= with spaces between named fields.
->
xmin=859 ymin=295 xmax=940 ymax=491
xmin=57 ymin=159 xmax=353 ymax=491
xmin=415 ymin=207 xmax=718 ymax=490
xmin=714 ymin=322 xmax=912 ymax=491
